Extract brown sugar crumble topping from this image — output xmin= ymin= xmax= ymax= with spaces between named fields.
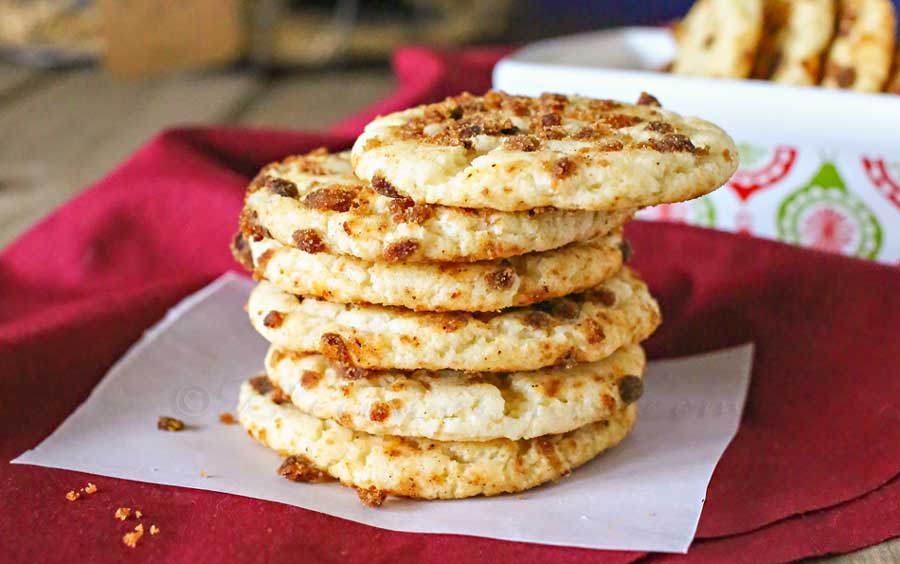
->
xmin=303 ymin=186 xmax=358 ymax=212
xmin=278 ymin=455 xmax=332 ymax=483
xmin=355 ymin=486 xmax=388 ymax=507
xmin=262 ymin=310 xmax=286 ymax=328
xmin=389 ymin=198 xmax=433 ymax=225
xmin=618 ymin=375 xmax=644 ymax=404
xmin=65 ymin=490 xmax=80 ymax=501
xmin=300 ymin=370 xmax=322 ymax=389
xmin=550 ymin=156 xmax=577 ymax=180
xmin=265 ymin=176 xmax=300 ymax=199
xmin=150 ymin=525 xmax=160 ymax=535
xmin=84 ymin=482 xmax=98 ymax=494
xmin=371 ymin=175 xmax=404 ymax=198
xmin=636 ymin=91 xmax=661 ymax=106
xmin=157 ymin=416 xmax=185 ymax=432
xmin=292 ymin=228 xmax=326 ymax=253
xmin=115 ymin=507 xmax=132 ymax=521
xmin=250 ymin=375 xmax=274 ymax=395
xmin=383 ymin=239 xmax=420 ymax=262
xmin=389 ymin=90 xmax=704 ymax=157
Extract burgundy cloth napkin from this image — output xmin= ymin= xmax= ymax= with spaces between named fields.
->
xmin=1 ymin=47 xmax=898 ymax=563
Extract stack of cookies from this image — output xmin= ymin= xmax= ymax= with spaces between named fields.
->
xmin=231 ymin=90 xmax=738 ymax=505
xmin=673 ymin=0 xmax=899 ymax=94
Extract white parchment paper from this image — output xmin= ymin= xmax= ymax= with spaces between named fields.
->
xmin=13 ymin=273 xmax=753 ymax=553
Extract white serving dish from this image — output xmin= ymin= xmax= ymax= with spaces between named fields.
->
xmin=494 ymin=28 xmax=900 ymax=265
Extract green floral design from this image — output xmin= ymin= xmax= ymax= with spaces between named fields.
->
xmin=736 ymin=143 xmax=767 ymax=169
xmin=689 ymin=196 xmax=716 ymax=227
xmin=777 ymin=162 xmax=882 ymax=259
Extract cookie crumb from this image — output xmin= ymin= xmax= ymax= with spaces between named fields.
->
xmin=219 ymin=412 xmax=237 ymax=425
xmin=149 ymin=525 xmax=160 ymax=535
xmin=157 ymin=416 xmax=185 ymax=432
xmin=200 ymin=470 xmax=208 ymax=478
xmin=122 ymin=524 xmax=144 ymax=548
xmin=65 ymin=490 xmax=80 ymax=502
xmin=84 ymin=483 xmax=98 ymax=495
xmin=355 ymin=486 xmax=388 ymax=507
xmin=115 ymin=507 xmax=131 ymax=521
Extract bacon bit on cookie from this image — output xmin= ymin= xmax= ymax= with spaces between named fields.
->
xmin=300 ymin=370 xmax=322 ymax=389
xmin=250 ymin=375 xmax=274 ymax=395
xmin=115 ymin=507 xmax=132 ymax=521
xmin=504 ymin=134 xmax=542 ymax=152
xmin=271 ymin=387 xmax=290 ymax=405
xmin=157 ymin=416 xmax=185 ymax=432
xmin=219 ymin=412 xmax=237 ymax=425
xmin=550 ymin=156 xmax=577 ymax=180
xmin=303 ymin=187 xmax=357 ymax=212
xmin=383 ymin=239 xmax=420 ymax=262
xmin=265 ymin=176 xmax=300 ymax=199
xmin=65 ymin=490 xmax=80 ymax=502
xmin=371 ymin=175 xmax=404 ymax=198
xmin=292 ymin=229 xmax=326 ymax=253
xmin=369 ymin=402 xmax=391 ymax=422
xmin=122 ymin=524 xmax=144 ymax=548
xmin=355 ymin=486 xmax=388 ymax=507
xmin=278 ymin=455 xmax=332 ymax=483
xmin=646 ymin=120 xmax=674 ymax=134
xmin=150 ymin=525 xmax=160 ymax=535
xmin=262 ymin=310 xmax=286 ymax=328
xmin=602 ymin=114 xmax=643 ymax=129
xmin=644 ymin=134 xmax=698 ymax=153
xmin=320 ymin=333 xmax=354 ymax=365
xmin=636 ymin=92 xmax=661 ymax=106
xmin=486 ymin=266 xmax=517 ymax=290
xmin=389 ymin=198 xmax=433 ymax=225
xmin=618 ymin=375 xmax=644 ymax=404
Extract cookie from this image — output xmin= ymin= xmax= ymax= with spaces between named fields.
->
xmin=238 ymin=378 xmax=636 ymax=501
xmin=246 ymin=150 xmax=630 ymax=262
xmin=673 ymin=0 xmax=765 ymax=78
xmin=887 ymin=46 xmax=900 ymax=93
xmin=264 ymin=344 xmax=645 ymax=441
xmin=245 ymin=231 xmax=626 ymax=312
xmin=350 ymin=91 xmax=738 ymax=211
xmin=821 ymin=0 xmax=897 ymax=92
xmin=247 ymin=267 xmax=660 ymax=372
xmin=753 ymin=0 xmax=836 ymax=85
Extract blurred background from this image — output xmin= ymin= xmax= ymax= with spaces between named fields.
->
xmin=0 ymin=0 xmax=705 ymax=248
xmin=0 ymin=0 xmax=899 ymax=251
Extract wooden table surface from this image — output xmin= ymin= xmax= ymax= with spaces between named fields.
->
xmin=0 ymin=61 xmax=896 ymax=563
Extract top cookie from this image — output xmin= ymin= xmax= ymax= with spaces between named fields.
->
xmin=673 ymin=0 xmax=764 ymax=79
xmin=821 ymin=0 xmax=897 ymax=92
xmin=753 ymin=0 xmax=836 ymax=86
xmin=351 ymin=91 xmax=739 ymax=211
xmin=245 ymin=150 xmax=629 ymax=262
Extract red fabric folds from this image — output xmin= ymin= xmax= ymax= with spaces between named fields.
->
xmin=1 ymin=47 xmax=897 ymax=563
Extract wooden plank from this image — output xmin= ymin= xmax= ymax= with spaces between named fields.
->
xmin=0 ymin=68 xmax=260 ymax=246
xmin=0 ymin=61 xmax=38 ymax=97
xmin=824 ymin=537 xmax=900 ymax=564
xmin=238 ymin=68 xmax=396 ymax=130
